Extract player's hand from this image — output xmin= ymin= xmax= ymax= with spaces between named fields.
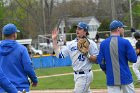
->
xmin=31 ymin=82 xmax=38 ymax=87
xmin=52 ymin=28 xmax=59 ymax=40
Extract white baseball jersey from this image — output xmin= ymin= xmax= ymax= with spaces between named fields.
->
xmin=54 ymin=38 xmax=99 ymax=71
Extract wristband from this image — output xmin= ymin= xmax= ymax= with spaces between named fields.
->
xmin=87 ymin=53 xmax=91 ymax=58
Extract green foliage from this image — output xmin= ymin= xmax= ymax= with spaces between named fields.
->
xmin=66 ymin=24 xmax=77 ymax=40
xmin=2 ymin=0 xmax=41 ymax=39
xmin=98 ymin=19 xmax=111 ymax=31
xmin=67 ymin=24 xmax=77 ymax=33
xmin=0 ymin=1 xmax=5 ymax=19
xmin=133 ymin=3 xmax=140 ymax=15
xmin=133 ymin=2 xmax=140 ymax=29
xmin=0 ymin=1 xmax=6 ymax=40
xmin=0 ymin=0 xmax=140 ymax=39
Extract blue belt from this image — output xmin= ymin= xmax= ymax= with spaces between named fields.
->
xmin=74 ymin=69 xmax=91 ymax=74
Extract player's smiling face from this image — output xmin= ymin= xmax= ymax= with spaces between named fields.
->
xmin=76 ymin=27 xmax=86 ymax=38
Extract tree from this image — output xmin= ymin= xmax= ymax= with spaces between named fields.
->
xmin=44 ymin=0 xmax=54 ymax=34
xmin=133 ymin=2 xmax=140 ymax=29
xmin=14 ymin=0 xmax=43 ymax=38
xmin=0 ymin=0 xmax=5 ymax=39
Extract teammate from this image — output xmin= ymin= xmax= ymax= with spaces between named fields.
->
xmin=132 ymin=31 xmax=140 ymax=83
xmin=0 ymin=67 xmax=19 ymax=93
xmin=0 ymin=23 xmax=38 ymax=93
xmin=52 ymin=22 xmax=98 ymax=93
xmin=98 ymin=20 xmax=137 ymax=93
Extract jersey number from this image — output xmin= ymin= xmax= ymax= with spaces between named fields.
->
xmin=78 ymin=54 xmax=85 ymax=61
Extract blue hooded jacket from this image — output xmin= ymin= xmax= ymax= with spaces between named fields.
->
xmin=0 ymin=67 xmax=18 ymax=93
xmin=0 ymin=40 xmax=38 ymax=92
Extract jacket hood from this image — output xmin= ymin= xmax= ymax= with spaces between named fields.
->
xmin=0 ymin=40 xmax=17 ymax=56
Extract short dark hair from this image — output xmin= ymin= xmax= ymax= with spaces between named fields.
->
xmin=4 ymin=34 xmax=12 ymax=37
xmin=111 ymin=28 xmax=118 ymax=32
xmin=134 ymin=32 xmax=140 ymax=40
xmin=84 ymin=29 xmax=89 ymax=36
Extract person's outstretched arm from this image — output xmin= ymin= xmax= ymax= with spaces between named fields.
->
xmin=52 ymin=28 xmax=69 ymax=58
xmin=52 ymin=28 xmax=59 ymax=50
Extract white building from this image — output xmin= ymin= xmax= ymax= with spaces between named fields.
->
xmin=59 ymin=16 xmax=101 ymax=39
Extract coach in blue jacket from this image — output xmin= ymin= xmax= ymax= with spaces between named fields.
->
xmin=98 ymin=20 xmax=137 ymax=93
xmin=0 ymin=23 xmax=38 ymax=92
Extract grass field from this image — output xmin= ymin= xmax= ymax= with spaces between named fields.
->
xmin=31 ymin=64 xmax=140 ymax=90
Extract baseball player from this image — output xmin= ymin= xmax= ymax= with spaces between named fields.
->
xmin=98 ymin=20 xmax=137 ymax=93
xmin=52 ymin=22 xmax=98 ymax=93
xmin=0 ymin=23 xmax=38 ymax=93
xmin=132 ymin=31 xmax=140 ymax=83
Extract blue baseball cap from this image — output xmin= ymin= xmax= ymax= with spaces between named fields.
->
xmin=77 ymin=22 xmax=89 ymax=35
xmin=77 ymin=22 xmax=89 ymax=31
xmin=110 ymin=20 xmax=127 ymax=31
xmin=2 ymin=23 xmax=20 ymax=35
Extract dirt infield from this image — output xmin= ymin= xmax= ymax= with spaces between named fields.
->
xmin=30 ymin=88 xmax=140 ymax=93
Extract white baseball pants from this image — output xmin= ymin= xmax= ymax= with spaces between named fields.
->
xmin=107 ymin=83 xmax=135 ymax=93
xmin=133 ymin=56 xmax=140 ymax=80
xmin=74 ymin=70 xmax=93 ymax=93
